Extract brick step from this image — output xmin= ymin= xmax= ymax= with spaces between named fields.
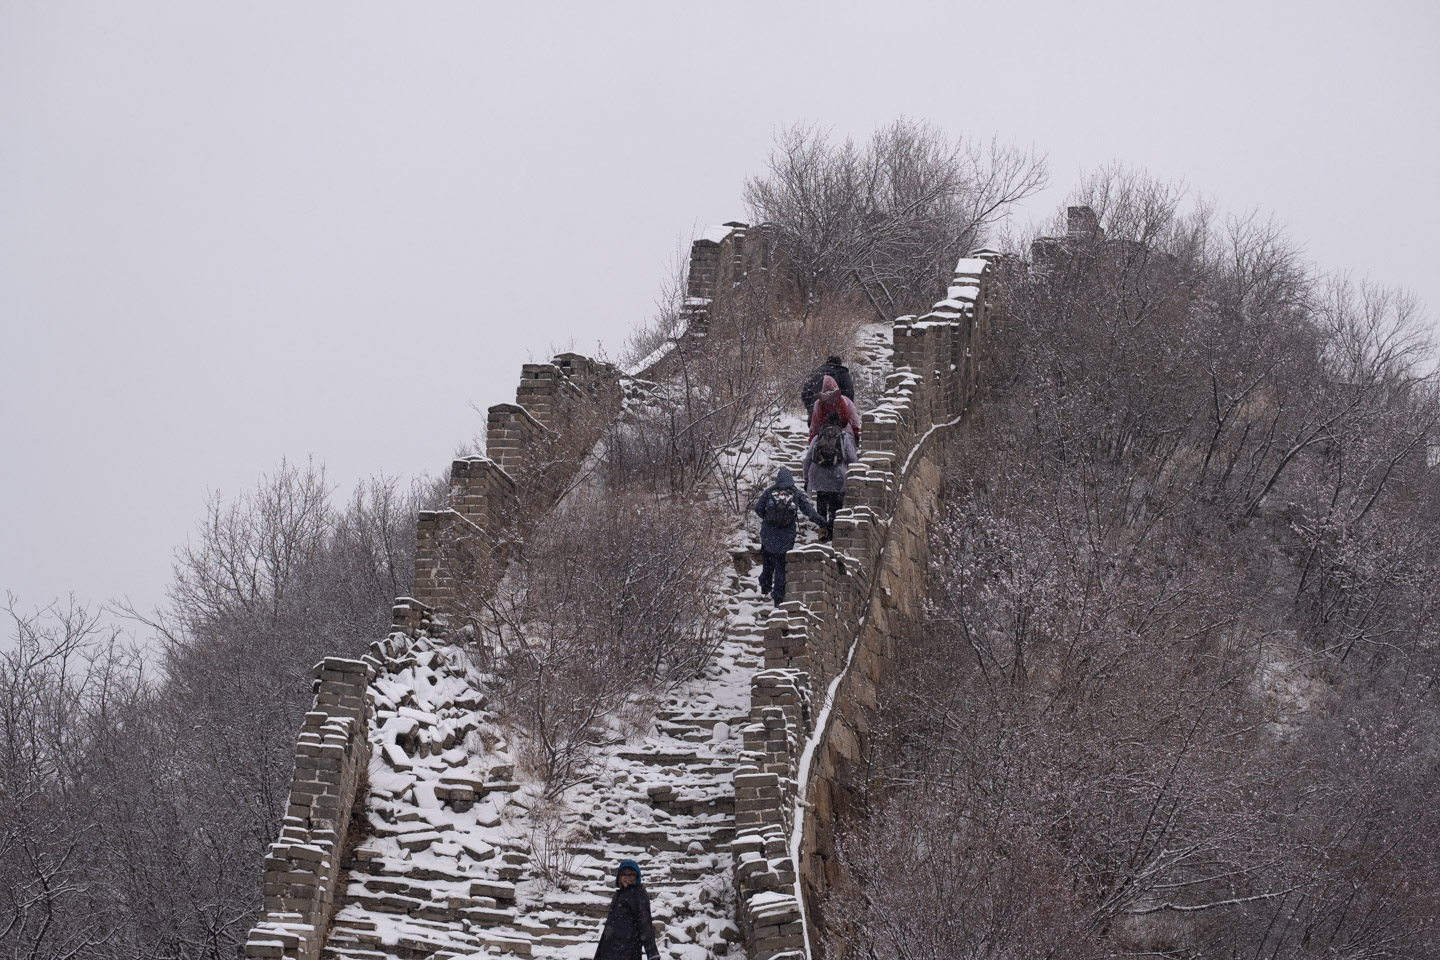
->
xmin=341 ymin=889 xmax=426 ymax=916
xmin=646 ymin=790 xmax=735 ymax=817
xmin=350 ymin=856 xmax=522 ymax=891
xmin=342 ymin=870 xmax=518 ymax=905
xmin=357 ymin=878 xmax=497 ymax=908
xmin=654 ymin=722 xmax=739 ymax=745
xmin=537 ymin=894 xmax=613 ymax=919
xmin=523 ymin=917 xmax=602 ymax=938
xmin=328 ymin=918 xmax=535 ymax=960
xmin=654 ymin=709 xmax=748 ymax=727
xmin=589 ymin=825 xmax=735 ymax=853
xmin=534 ymin=931 xmax=597 ymax=948
xmin=614 ymin=750 xmax=701 ymax=767
xmin=320 ymin=941 xmax=390 ymax=960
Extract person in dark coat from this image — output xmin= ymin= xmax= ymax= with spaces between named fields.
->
xmin=801 ymin=356 xmax=855 ymax=423
xmin=803 ymin=423 xmax=859 ymax=541
xmin=594 ymin=859 xmax=660 ymax=960
xmin=808 ymin=375 xmax=862 ymax=448
xmin=753 ymin=467 xmax=826 ymax=604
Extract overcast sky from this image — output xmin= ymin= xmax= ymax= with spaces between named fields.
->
xmin=2 ymin=1 xmax=1436 ymax=623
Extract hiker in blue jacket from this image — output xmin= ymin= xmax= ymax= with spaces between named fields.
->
xmin=753 ymin=467 xmax=826 ymax=605
xmin=595 ymin=859 xmax=660 ymax=960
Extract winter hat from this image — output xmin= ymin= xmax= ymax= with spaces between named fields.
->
xmin=826 ymin=355 xmax=843 ymax=365
xmin=616 ymin=858 xmax=642 ymax=886
xmin=775 ymin=467 xmax=796 ymax=489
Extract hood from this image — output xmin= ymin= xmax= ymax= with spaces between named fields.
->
xmin=820 ymin=375 xmax=840 ymax=394
xmin=775 ymin=467 xmax=796 ymax=489
xmin=616 ymin=858 xmax=642 ymax=887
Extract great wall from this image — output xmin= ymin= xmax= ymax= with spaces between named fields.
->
xmin=242 ymin=218 xmax=1004 ymax=960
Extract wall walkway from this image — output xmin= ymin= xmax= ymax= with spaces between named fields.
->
xmin=244 ymin=226 xmax=997 ymax=960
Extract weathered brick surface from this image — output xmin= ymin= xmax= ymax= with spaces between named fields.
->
xmin=245 ymin=658 xmax=373 ymax=960
xmin=246 ymin=230 xmax=733 ymax=959
xmin=408 ymin=354 xmax=620 ymax=625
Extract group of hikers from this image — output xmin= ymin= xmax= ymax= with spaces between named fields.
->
xmin=593 ymin=361 xmax=861 ymax=958
xmin=752 ymin=355 xmax=860 ymax=606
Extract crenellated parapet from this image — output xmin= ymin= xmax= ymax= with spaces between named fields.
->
xmin=246 ymin=225 xmax=1001 ymax=960
xmin=245 ymin=230 xmax=729 ymax=960
xmin=246 ymin=350 xmax=623 ymax=959
xmin=245 ymin=658 xmax=373 ymax=960
xmin=685 ymin=221 xmax=775 ymax=302
xmin=404 ymin=352 xmax=623 ymax=630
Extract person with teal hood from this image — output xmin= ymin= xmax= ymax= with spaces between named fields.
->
xmin=752 ymin=467 xmax=826 ymax=604
xmin=594 ymin=859 xmax=660 ymax=960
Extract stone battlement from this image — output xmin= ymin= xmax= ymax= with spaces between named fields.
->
xmin=244 ymin=224 xmax=748 ymax=960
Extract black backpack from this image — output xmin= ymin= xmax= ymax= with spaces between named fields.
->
xmin=764 ymin=488 xmax=798 ymax=527
xmin=815 ymin=423 xmax=844 ymax=468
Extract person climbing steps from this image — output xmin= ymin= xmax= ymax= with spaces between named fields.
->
xmin=801 ymin=355 xmax=855 ymax=424
xmin=753 ymin=467 xmax=827 ymax=605
xmin=808 ymin=374 xmax=862 ymax=448
xmin=803 ymin=413 xmax=859 ymax=541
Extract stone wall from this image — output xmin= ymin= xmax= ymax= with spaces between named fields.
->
xmin=245 ymin=353 xmax=624 ymax=959
xmin=729 ymin=251 xmax=998 ymax=959
xmin=404 ymin=352 xmax=623 ymax=629
xmin=245 ymin=658 xmax=374 ymax=960
xmin=243 ymin=226 xmax=744 ymax=960
xmin=628 ymin=221 xmax=776 ymax=383
xmin=685 ymin=222 xmax=774 ymax=302
xmin=244 ymin=226 xmax=996 ymax=960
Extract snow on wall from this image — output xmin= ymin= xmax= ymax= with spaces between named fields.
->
xmin=244 ymin=229 xmax=998 ymax=960
xmin=244 ymin=356 xmax=627 ymax=960
xmin=408 ymin=352 xmax=624 ymax=624
xmin=243 ymin=232 xmax=750 ymax=960
xmin=246 ymin=658 xmax=373 ymax=960
xmin=630 ymin=222 xmax=776 ymax=381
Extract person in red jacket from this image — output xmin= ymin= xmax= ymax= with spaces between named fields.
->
xmin=808 ymin=375 xmax=861 ymax=447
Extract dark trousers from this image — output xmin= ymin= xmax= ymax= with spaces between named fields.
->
xmin=759 ymin=550 xmax=788 ymax=603
xmin=816 ymin=491 xmax=845 ymax=530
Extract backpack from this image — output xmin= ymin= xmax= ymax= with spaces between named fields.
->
xmin=815 ymin=423 xmax=844 ymax=468
xmin=764 ymin=488 xmax=798 ymax=527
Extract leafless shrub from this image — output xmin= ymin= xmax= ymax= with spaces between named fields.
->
xmin=606 ymin=271 xmax=864 ymax=508
xmin=834 ymin=168 xmax=1440 ymax=958
xmin=477 ymin=486 xmax=727 ymax=794
xmin=745 ymin=119 xmax=1046 ymax=320
xmin=621 ymin=248 xmax=691 ymax=373
xmin=526 ymin=800 xmax=590 ymax=892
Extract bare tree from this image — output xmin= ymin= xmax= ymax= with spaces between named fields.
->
xmin=0 ymin=597 xmax=141 ymax=960
xmin=1 ymin=460 xmax=431 ymax=959
xmin=745 ymin=119 xmax=1046 ymax=319
xmin=829 ymin=169 xmax=1440 ymax=959
xmin=476 ymin=486 xmax=727 ymax=794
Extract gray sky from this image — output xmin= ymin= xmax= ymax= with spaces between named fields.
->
xmin=2 ymin=1 xmax=1436 ymax=621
